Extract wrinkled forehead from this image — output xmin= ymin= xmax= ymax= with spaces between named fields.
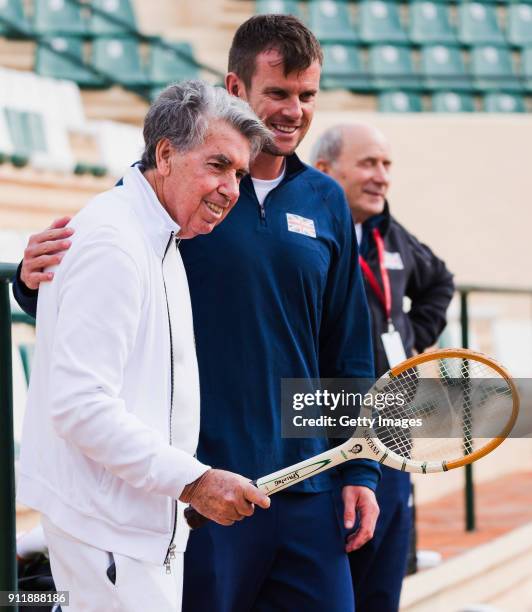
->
xmin=194 ymin=122 xmax=251 ymax=170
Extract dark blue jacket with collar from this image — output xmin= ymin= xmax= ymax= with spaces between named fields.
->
xmin=359 ymin=202 xmax=455 ymax=378
xmin=13 ymin=154 xmax=380 ymax=493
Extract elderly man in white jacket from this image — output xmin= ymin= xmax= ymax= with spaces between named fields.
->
xmin=17 ymin=80 xmax=271 ymax=611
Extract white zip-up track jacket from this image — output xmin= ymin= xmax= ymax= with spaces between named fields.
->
xmin=18 ymin=167 xmax=209 ymax=564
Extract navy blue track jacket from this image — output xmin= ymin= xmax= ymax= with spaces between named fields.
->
xmin=13 ymin=154 xmax=380 ymax=493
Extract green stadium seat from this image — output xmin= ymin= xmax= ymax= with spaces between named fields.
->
xmin=256 ymin=0 xmax=301 ymax=17
xmin=33 ymin=0 xmax=87 ymax=35
xmin=4 ymin=108 xmax=30 ymax=157
xmin=358 ymin=1 xmax=407 ymax=44
xmin=521 ymin=46 xmax=532 ymax=91
xmin=507 ymin=3 xmax=532 ymax=47
xmin=378 ymin=91 xmax=422 ymax=112
xmin=432 ymin=91 xmax=475 ymax=112
xmin=89 ymin=0 xmax=137 ymax=36
xmin=148 ymin=42 xmax=199 ymax=87
xmin=35 ymin=37 xmax=104 ymax=87
xmin=309 ymin=0 xmax=357 ymax=43
xmin=18 ymin=344 xmax=34 ymax=385
xmin=471 ymin=45 xmax=522 ymax=91
xmin=408 ymin=1 xmax=456 ymax=45
xmin=457 ymin=2 xmax=505 ymax=45
xmin=483 ymin=92 xmax=526 ymax=112
xmin=421 ymin=45 xmax=472 ymax=91
xmin=321 ymin=43 xmax=371 ymax=90
xmin=369 ymin=45 xmax=420 ymax=90
xmin=4 ymin=109 xmax=48 ymax=159
xmin=0 ymin=0 xmax=31 ymax=37
xmin=91 ymin=36 xmax=147 ymax=87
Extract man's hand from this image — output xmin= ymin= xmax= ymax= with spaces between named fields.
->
xmin=180 ymin=469 xmax=270 ymax=526
xmin=21 ymin=217 xmax=73 ymax=290
xmin=342 ymin=485 xmax=379 ymax=553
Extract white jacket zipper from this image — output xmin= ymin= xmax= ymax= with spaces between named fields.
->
xmin=163 ymin=232 xmax=179 ymax=574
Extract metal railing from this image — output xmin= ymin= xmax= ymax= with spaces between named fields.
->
xmin=0 ymin=263 xmax=18 ymax=604
xmin=457 ymin=284 xmax=532 ymax=531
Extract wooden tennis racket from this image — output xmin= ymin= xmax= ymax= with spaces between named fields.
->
xmin=185 ymin=348 xmax=519 ymax=528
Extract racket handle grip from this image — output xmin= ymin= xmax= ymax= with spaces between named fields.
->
xmin=184 ymin=480 xmax=259 ymax=530
xmin=184 ymin=506 xmax=207 ymax=529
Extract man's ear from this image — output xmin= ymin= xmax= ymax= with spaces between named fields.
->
xmin=155 ymin=139 xmax=173 ymax=177
xmin=314 ymin=159 xmax=331 ymax=175
xmin=225 ymin=72 xmax=247 ymax=100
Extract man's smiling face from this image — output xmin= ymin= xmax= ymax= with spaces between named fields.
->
xmin=329 ymin=126 xmax=392 ymax=224
xmin=154 ymin=119 xmax=250 ymax=238
xmin=239 ymin=49 xmax=320 ymax=157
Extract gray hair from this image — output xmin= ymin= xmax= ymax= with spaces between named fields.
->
xmin=308 ymin=125 xmax=345 ymax=167
xmin=141 ymin=80 xmax=272 ymax=169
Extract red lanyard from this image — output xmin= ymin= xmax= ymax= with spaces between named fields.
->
xmin=359 ymin=228 xmax=392 ymax=325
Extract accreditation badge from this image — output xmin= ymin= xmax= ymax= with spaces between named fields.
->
xmin=381 ymin=325 xmax=407 ymax=367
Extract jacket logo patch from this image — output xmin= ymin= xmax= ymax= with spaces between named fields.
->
xmin=384 ymin=251 xmax=404 ymax=270
xmin=286 ymin=213 xmax=316 ymax=238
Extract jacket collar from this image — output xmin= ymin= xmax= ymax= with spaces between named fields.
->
xmin=362 ymin=200 xmax=391 ymax=236
xmin=359 ymin=201 xmax=391 ymax=257
xmin=240 ymin=153 xmax=307 ymax=196
xmin=122 ymin=166 xmax=181 ymax=258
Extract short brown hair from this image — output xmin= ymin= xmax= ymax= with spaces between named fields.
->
xmin=228 ymin=14 xmax=323 ymax=88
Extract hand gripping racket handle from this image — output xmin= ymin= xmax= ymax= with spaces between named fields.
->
xmin=184 ymin=479 xmax=258 ymax=529
xmin=184 ymin=505 xmax=208 ymax=529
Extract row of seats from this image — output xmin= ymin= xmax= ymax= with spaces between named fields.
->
xmin=1 ymin=0 xmax=201 ymax=98
xmin=257 ymin=1 xmax=532 ymax=47
xmin=0 ymin=0 xmax=137 ymax=38
xmin=379 ymin=90 xmax=529 ymax=111
xmin=33 ymin=35 xmax=532 ymax=96
xmin=322 ymin=43 xmax=532 ymax=92
xmin=34 ymin=36 xmax=199 ymax=94
xmin=0 ymin=67 xmax=144 ymax=175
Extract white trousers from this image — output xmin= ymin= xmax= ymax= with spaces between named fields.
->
xmin=41 ymin=516 xmax=183 ymax=612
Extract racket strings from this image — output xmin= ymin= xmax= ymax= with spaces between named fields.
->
xmin=371 ymin=357 xmax=514 ymax=463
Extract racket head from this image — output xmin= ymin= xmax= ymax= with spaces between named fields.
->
xmin=363 ymin=348 xmax=519 ymax=473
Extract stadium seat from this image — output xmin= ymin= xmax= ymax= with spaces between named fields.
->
xmin=33 ymin=0 xmax=87 ymax=35
xmin=378 ymin=91 xmax=422 ymax=112
xmin=369 ymin=45 xmax=420 ymax=90
xmin=90 ymin=119 xmax=144 ymax=176
xmin=321 ymin=43 xmax=371 ymax=91
xmin=421 ymin=45 xmax=472 ymax=91
xmin=91 ymin=36 xmax=147 ymax=87
xmin=308 ymin=0 xmax=357 ymax=43
xmin=0 ymin=0 xmax=31 ymax=37
xmin=408 ymin=1 xmax=456 ymax=45
xmin=148 ymin=42 xmax=199 ymax=87
xmin=358 ymin=0 xmax=407 ymax=44
xmin=89 ymin=0 xmax=137 ymax=36
xmin=521 ymin=46 xmax=532 ymax=91
xmin=4 ymin=109 xmax=43 ymax=156
xmin=35 ymin=37 xmax=104 ymax=87
xmin=431 ymin=91 xmax=475 ymax=112
xmin=2 ymin=111 xmax=28 ymax=165
xmin=0 ymin=106 xmax=14 ymax=162
xmin=256 ymin=0 xmax=301 ymax=17
xmin=18 ymin=344 xmax=34 ymax=385
xmin=483 ymin=92 xmax=526 ymax=112
xmin=457 ymin=2 xmax=505 ymax=45
xmin=470 ymin=45 xmax=522 ymax=91
xmin=507 ymin=3 xmax=532 ymax=47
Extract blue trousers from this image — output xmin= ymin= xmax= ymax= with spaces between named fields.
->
xmin=348 ymin=467 xmax=411 ymax=612
xmin=183 ymin=490 xmax=354 ymax=612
